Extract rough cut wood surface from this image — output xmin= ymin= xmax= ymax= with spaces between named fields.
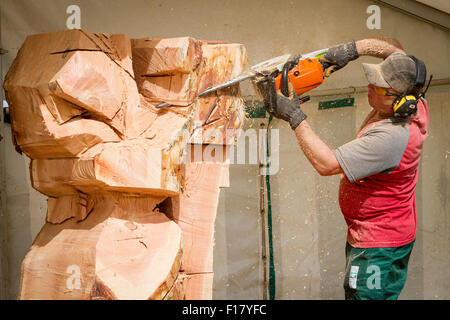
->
xmin=20 ymin=196 xmax=182 ymax=300
xmin=170 ymin=160 xmax=224 ymax=274
xmin=4 ymin=29 xmax=248 ymax=300
xmin=184 ymin=273 xmax=215 ymax=300
xmin=191 ymin=42 xmax=248 ymax=145
xmin=132 ymin=36 xmax=203 ymax=106
xmin=165 ymin=146 xmax=230 ymax=299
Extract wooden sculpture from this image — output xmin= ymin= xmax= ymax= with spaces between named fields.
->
xmin=3 ymin=30 xmax=248 ymax=299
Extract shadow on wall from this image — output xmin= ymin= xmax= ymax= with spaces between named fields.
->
xmin=212 ymin=119 xmax=264 ymax=299
xmin=4 ymin=127 xmax=31 ymax=299
xmin=402 ymin=159 xmax=425 ymax=299
xmin=3 ymin=125 xmax=47 ymax=299
xmin=213 ymin=163 xmax=262 ymax=299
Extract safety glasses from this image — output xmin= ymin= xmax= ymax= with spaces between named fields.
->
xmin=372 ymin=86 xmax=398 ymax=97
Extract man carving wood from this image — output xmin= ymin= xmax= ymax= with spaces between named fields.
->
xmin=261 ymin=37 xmax=429 ymax=300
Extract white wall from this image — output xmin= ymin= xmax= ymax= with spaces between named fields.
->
xmin=0 ymin=0 xmax=449 ymax=299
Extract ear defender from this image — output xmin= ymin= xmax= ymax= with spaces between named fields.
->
xmin=392 ymin=55 xmax=430 ymax=118
xmin=393 ymin=95 xmax=419 ymax=117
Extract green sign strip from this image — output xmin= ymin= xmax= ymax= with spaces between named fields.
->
xmin=318 ymin=97 xmax=354 ymax=110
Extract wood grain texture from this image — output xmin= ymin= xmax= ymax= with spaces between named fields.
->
xmin=20 ymin=196 xmax=182 ymax=300
xmin=132 ymin=37 xmax=203 ymax=106
xmin=4 ymin=29 xmax=249 ymax=300
xmin=170 ymin=161 xmax=224 ymax=274
xmin=184 ymin=273 xmax=214 ymax=300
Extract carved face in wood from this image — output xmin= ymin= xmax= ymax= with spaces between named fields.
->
xmin=4 ymin=30 xmax=248 ymax=199
xmin=4 ymin=29 xmax=249 ymax=300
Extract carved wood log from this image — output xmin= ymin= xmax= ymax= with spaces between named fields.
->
xmin=132 ymin=37 xmax=203 ymax=106
xmin=4 ymin=29 xmax=248 ymax=300
xmin=184 ymin=273 xmax=215 ymax=300
xmin=169 ymin=160 xmax=227 ymax=300
xmin=19 ymin=196 xmax=181 ymax=300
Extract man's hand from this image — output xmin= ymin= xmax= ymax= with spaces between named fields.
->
xmin=272 ymin=92 xmax=307 ymax=130
xmin=321 ymin=40 xmax=359 ymax=76
xmin=257 ymin=77 xmax=307 ymax=130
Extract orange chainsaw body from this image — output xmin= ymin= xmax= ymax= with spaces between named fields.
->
xmin=274 ymin=58 xmax=325 ymax=96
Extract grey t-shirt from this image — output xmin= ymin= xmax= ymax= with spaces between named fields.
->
xmin=334 ymin=118 xmax=410 ymax=183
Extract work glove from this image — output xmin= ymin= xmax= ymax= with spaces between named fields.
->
xmin=257 ymin=76 xmax=307 ymax=130
xmin=321 ymin=40 xmax=359 ymax=76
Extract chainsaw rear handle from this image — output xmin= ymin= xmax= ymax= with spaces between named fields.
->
xmin=275 ymin=57 xmax=326 ymax=98
xmin=281 ymin=59 xmax=298 ymax=97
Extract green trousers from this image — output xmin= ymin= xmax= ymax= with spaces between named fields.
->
xmin=344 ymin=241 xmax=414 ymax=300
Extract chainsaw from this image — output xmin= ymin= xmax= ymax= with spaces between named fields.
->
xmin=266 ymin=49 xmax=332 ymax=104
xmin=155 ymin=48 xmax=331 ymax=109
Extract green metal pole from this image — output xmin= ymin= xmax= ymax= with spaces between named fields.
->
xmin=265 ymin=114 xmax=276 ymax=300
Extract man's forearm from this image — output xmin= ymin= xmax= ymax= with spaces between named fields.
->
xmin=293 ymin=121 xmax=342 ymax=176
xmin=356 ymin=37 xmax=405 ymax=59
xmin=279 ymin=37 xmax=404 ymax=176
